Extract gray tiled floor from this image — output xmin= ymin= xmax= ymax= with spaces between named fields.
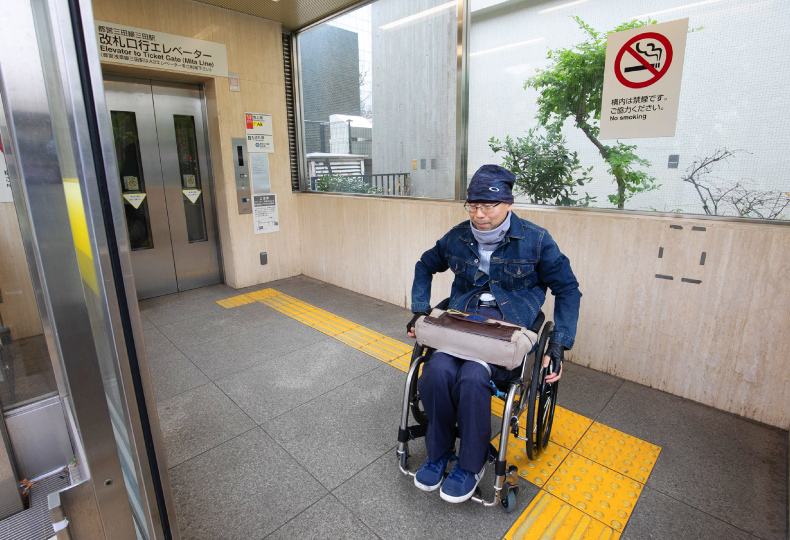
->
xmin=139 ymin=276 xmax=788 ymax=540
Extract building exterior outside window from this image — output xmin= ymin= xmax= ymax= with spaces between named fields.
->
xmin=298 ymin=0 xmax=790 ymax=221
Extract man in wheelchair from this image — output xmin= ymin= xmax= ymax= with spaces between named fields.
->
xmin=405 ymin=164 xmax=581 ymax=504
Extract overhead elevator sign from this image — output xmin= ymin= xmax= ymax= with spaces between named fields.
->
xmin=599 ymin=18 xmax=688 ymax=140
xmin=95 ymin=21 xmax=228 ymax=77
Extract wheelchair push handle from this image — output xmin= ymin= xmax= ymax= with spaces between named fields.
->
xmin=406 ymin=298 xmax=451 ymax=336
xmin=542 ymin=339 xmax=563 ymax=385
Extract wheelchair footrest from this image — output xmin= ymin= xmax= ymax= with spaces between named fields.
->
xmin=398 ymin=425 xmax=428 ymax=443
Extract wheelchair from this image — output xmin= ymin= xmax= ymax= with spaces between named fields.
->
xmin=396 ymin=299 xmax=559 ymax=512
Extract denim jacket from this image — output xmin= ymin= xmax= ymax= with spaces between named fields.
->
xmin=411 ymin=214 xmax=581 ymax=349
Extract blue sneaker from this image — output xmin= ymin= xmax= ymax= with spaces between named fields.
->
xmin=439 ymin=461 xmax=485 ymax=503
xmin=414 ymin=452 xmax=453 ymax=492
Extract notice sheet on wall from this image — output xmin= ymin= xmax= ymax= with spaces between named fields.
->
xmin=253 ymin=194 xmax=279 ymax=234
xmin=250 ymin=153 xmax=271 ymax=194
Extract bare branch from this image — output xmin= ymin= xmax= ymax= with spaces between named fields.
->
xmin=717 ymin=179 xmax=790 ymax=219
xmin=680 ymin=148 xmax=745 ymax=215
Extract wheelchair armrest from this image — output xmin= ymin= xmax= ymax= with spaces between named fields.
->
xmin=434 ymin=297 xmax=450 ymax=311
xmin=529 ymin=311 xmax=545 ymax=334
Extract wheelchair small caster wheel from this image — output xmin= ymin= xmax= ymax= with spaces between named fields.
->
xmin=398 ymin=445 xmax=410 ymax=469
xmin=501 ymin=489 xmax=517 ymax=513
xmin=506 ymin=464 xmax=519 ymax=484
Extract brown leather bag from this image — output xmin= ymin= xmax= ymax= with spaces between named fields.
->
xmin=414 ymin=309 xmax=537 ymax=370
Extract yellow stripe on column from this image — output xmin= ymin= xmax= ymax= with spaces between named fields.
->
xmin=62 ymin=177 xmax=98 ymax=295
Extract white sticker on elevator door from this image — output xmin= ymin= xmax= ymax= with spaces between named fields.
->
xmin=182 ymin=189 xmax=202 ymax=204
xmin=123 ymin=193 xmax=147 ymax=209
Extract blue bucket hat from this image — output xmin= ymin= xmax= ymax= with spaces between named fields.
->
xmin=467 ymin=164 xmax=515 ymax=203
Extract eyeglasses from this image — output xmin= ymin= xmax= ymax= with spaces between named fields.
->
xmin=464 ymin=202 xmax=501 ymax=214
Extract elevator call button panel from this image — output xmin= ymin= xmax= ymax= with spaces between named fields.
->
xmin=232 ymin=137 xmax=252 ymax=215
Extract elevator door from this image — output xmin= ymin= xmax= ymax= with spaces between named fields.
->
xmin=104 ymin=77 xmax=220 ymax=299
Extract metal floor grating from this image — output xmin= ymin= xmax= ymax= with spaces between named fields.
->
xmin=0 ymin=473 xmax=68 ymax=540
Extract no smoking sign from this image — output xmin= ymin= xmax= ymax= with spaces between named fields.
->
xmin=615 ymin=32 xmax=673 ymax=89
xmin=600 ymin=19 xmax=688 ymax=140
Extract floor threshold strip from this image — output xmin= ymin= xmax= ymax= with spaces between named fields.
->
xmin=217 ymin=290 xmax=661 ymax=539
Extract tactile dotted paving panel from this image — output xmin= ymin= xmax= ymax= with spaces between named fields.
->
xmin=495 ymin=435 xmax=569 ymax=488
xmin=545 ymin=453 xmax=643 ymax=533
xmin=574 ymin=422 xmax=661 ymax=484
xmin=550 ymin=406 xmax=594 ymax=450
xmin=505 ymin=492 xmax=620 ymax=540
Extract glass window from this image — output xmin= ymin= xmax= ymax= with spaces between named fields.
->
xmin=111 ymin=111 xmax=155 ymax=249
xmin=468 ymin=0 xmax=790 ymax=220
xmin=297 ymin=0 xmax=458 ymax=199
xmin=173 ymin=114 xmax=208 ymax=243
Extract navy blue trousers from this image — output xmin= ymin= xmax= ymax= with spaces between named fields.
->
xmin=417 ymin=305 xmax=516 ymax=473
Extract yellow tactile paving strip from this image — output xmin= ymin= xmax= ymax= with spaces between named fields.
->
xmin=506 ymin=492 xmax=620 ymax=540
xmin=217 ymin=289 xmax=661 ymax=539
xmin=221 ymin=289 xmax=414 ymax=372
xmin=216 ymin=295 xmax=256 ymax=308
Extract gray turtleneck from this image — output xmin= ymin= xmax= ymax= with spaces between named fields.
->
xmin=470 ymin=211 xmax=511 ymax=275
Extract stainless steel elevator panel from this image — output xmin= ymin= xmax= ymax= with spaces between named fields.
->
xmin=0 ymin=410 xmax=23 ymax=519
xmin=104 ymin=77 xmax=220 ymax=299
xmin=4 ymin=396 xmax=73 ymax=481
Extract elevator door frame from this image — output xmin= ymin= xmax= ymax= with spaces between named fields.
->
xmin=0 ymin=0 xmax=179 ymax=536
xmin=104 ymin=75 xmax=222 ymax=299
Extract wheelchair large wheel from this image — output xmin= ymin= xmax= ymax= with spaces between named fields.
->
xmin=408 ymin=346 xmax=429 ymax=426
xmin=525 ymin=321 xmax=553 ymax=460
xmin=537 ymin=345 xmax=558 ymax=450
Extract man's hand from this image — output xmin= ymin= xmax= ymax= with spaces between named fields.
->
xmin=543 ymin=342 xmax=565 ymax=384
xmin=406 ymin=311 xmax=428 ymax=338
